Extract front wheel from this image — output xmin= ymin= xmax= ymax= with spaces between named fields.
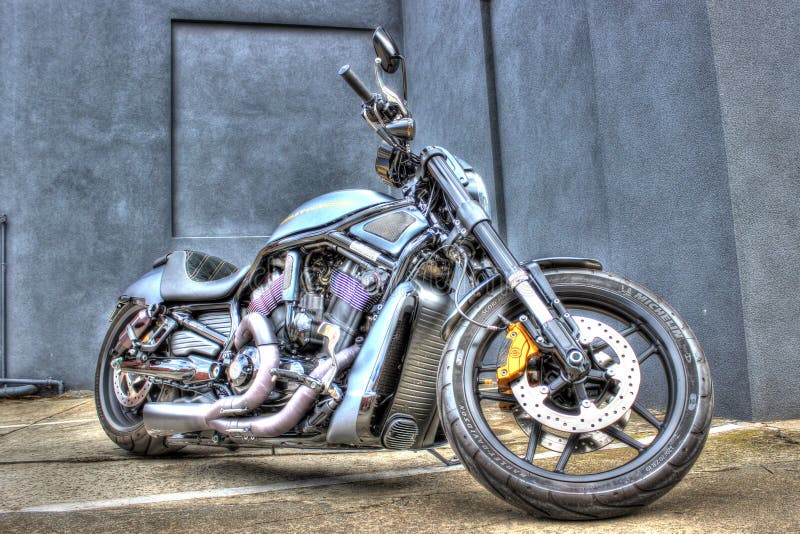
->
xmin=438 ymin=269 xmax=713 ymax=519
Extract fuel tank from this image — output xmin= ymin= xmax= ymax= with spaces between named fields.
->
xmin=269 ymin=190 xmax=394 ymax=243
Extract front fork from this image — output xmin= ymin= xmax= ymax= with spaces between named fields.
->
xmin=424 ymin=148 xmax=590 ymax=381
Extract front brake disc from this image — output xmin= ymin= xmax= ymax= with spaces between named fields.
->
xmin=510 ymin=316 xmax=641 ymax=434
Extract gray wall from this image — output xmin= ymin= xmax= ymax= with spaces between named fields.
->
xmin=2 ymin=0 xmax=797 ymax=420
xmin=707 ymin=0 xmax=800 ymax=420
xmin=0 ymin=0 xmax=401 ymax=389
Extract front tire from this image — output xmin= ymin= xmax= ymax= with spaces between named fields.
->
xmin=438 ymin=269 xmax=713 ymax=519
xmin=95 ymin=304 xmax=182 ymax=455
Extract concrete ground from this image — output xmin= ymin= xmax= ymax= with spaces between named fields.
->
xmin=0 ymin=394 xmax=797 ymax=533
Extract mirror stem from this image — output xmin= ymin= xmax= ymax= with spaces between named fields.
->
xmin=399 ymin=56 xmax=408 ymax=103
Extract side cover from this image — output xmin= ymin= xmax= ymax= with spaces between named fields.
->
xmin=347 ymin=206 xmax=428 ymax=257
xmin=326 ymin=280 xmax=452 ymax=447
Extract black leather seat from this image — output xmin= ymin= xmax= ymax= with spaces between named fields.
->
xmin=159 ymin=250 xmax=248 ymax=302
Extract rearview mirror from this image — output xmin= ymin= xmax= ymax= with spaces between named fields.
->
xmin=372 ymin=27 xmax=402 ymax=74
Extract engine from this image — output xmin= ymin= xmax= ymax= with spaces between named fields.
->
xmin=230 ymin=251 xmax=384 ymax=400
xmin=120 ymin=249 xmax=386 ymax=440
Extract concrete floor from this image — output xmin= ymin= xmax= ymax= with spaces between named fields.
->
xmin=0 ymin=394 xmax=798 ymax=533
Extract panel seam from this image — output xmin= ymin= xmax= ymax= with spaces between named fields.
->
xmin=704 ymin=0 xmax=754 ymax=420
xmin=479 ymin=0 xmax=507 ymax=239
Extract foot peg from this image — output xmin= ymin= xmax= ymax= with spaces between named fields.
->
xmin=269 ymin=366 xmax=343 ymax=402
xmin=269 ymin=368 xmax=324 ymax=393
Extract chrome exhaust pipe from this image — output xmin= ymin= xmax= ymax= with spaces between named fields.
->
xmin=144 ymin=312 xmax=361 ymax=439
xmin=144 ymin=313 xmax=281 ymax=436
xmin=117 ymin=355 xmax=217 ymax=382
xmin=209 ymin=344 xmax=360 ymax=438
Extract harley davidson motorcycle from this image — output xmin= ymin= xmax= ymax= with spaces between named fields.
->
xmin=96 ymin=27 xmax=712 ymax=519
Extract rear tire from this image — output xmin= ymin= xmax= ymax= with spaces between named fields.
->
xmin=95 ymin=304 xmax=182 ymax=456
xmin=437 ymin=269 xmax=713 ymax=519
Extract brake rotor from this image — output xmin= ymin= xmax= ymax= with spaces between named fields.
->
xmin=113 ymin=370 xmax=152 ymax=408
xmin=510 ymin=315 xmax=641 ymax=434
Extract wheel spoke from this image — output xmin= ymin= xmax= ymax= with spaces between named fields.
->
xmin=573 ymin=381 xmax=589 ymax=403
xmin=602 ymin=425 xmax=646 ymax=452
xmin=637 ymin=344 xmax=658 ymax=364
xmin=632 ymin=402 xmax=663 ymax=430
xmin=478 ymin=391 xmax=517 ymax=403
xmin=554 ymin=433 xmax=579 ymax=473
xmin=547 ymin=376 xmax=568 ymax=394
xmin=524 ymin=421 xmax=542 ymax=463
xmin=619 ymin=323 xmax=640 ymax=337
xmin=586 ymin=369 xmax=607 ymax=381
xmin=590 ymin=323 xmax=640 ymax=352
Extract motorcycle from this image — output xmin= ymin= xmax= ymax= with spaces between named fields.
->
xmin=95 ymin=27 xmax=712 ymax=519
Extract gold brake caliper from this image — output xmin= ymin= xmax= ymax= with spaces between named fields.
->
xmin=497 ymin=322 xmax=540 ymax=395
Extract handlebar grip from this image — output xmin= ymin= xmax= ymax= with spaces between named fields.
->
xmin=339 ymin=64 xmax=373 ymax=103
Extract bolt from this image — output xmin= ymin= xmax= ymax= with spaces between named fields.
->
xmin=538 ymin=385 xmax=550 ymax=395
xmin=519 ymin=315 xmax=528 ymax=322
xmin=605 ymin=368 xmax=616 ymax=378
xmin=567 ymin=350 xmax=584 ymax=366
xmin=536 ymin=337 xmax=545 ymax=343
xmin=500 ymin=369 xmax=508 ymax=376
xmin=581 ymin=399 xmax=592 ymax=409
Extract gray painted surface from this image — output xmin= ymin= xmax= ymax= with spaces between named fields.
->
xmin=1 ymin=0 xmax=796 ymax=419
xmin=402 ymin=0 xmax=498 ymax=226
xmin=427 ymin=0 xmax=747 ymax=417
xmin=0 ymin=0 xmax=401 ymax=390
xmin=707 ymin=0 xmax=800 ymax=420
xmin=584 ymin=1 xmax=750 ymax=418
xmin=489 ymin=1 xmax=608 ymax=264
xmin=172 ymin=23 xmax=379 ymax=238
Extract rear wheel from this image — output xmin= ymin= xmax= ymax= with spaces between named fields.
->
xmin=437 ymin=269 xmax=713 ymax=519
xmin=95 ymin=304 xmax=182 ymax=455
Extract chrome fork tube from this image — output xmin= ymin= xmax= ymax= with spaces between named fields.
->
xmin=424 ymin=149 xmax=588 ymax=381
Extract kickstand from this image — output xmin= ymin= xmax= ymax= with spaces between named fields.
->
xmin=427 ymin=448 xmax=461 ymax=467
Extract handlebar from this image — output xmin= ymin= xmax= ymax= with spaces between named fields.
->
xmin=338 ymin=64 xmax=373 ymax=103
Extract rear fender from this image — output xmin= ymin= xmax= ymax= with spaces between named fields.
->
xmin=121 ymin=265 xmax=165 ymax=307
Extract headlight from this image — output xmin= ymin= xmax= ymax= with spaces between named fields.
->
xmin=464 ymin=169 xmax=492 ymax=219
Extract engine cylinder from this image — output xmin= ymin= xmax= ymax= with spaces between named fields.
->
xmin=324 ymin=260 xmax=377 ymax=352
xmin=248 ymin=273 xmax=284 ymax=317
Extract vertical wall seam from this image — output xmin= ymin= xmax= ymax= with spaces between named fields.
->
xmin=397 ymin=0 xmax=405 ymax=54
xmin=479 ymin=0 xmax=507 ymax=239
xmin=582 ymin=1 xmax=611 ymax=267
xmin=170 ymin=21 xmax=177 ymax=239
xmin=704 ymin=0 xmax=754 ymax=420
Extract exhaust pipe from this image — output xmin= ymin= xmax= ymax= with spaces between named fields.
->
xmin=144 ymin=313 xmax=281 ymax=436
xmin=143 ymin=312 xmax=360 ymax=439
xmin=209 ymin=344 xmax=359 ymax=438
xmin=118 ymin=355 xmax=217 ymax=382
